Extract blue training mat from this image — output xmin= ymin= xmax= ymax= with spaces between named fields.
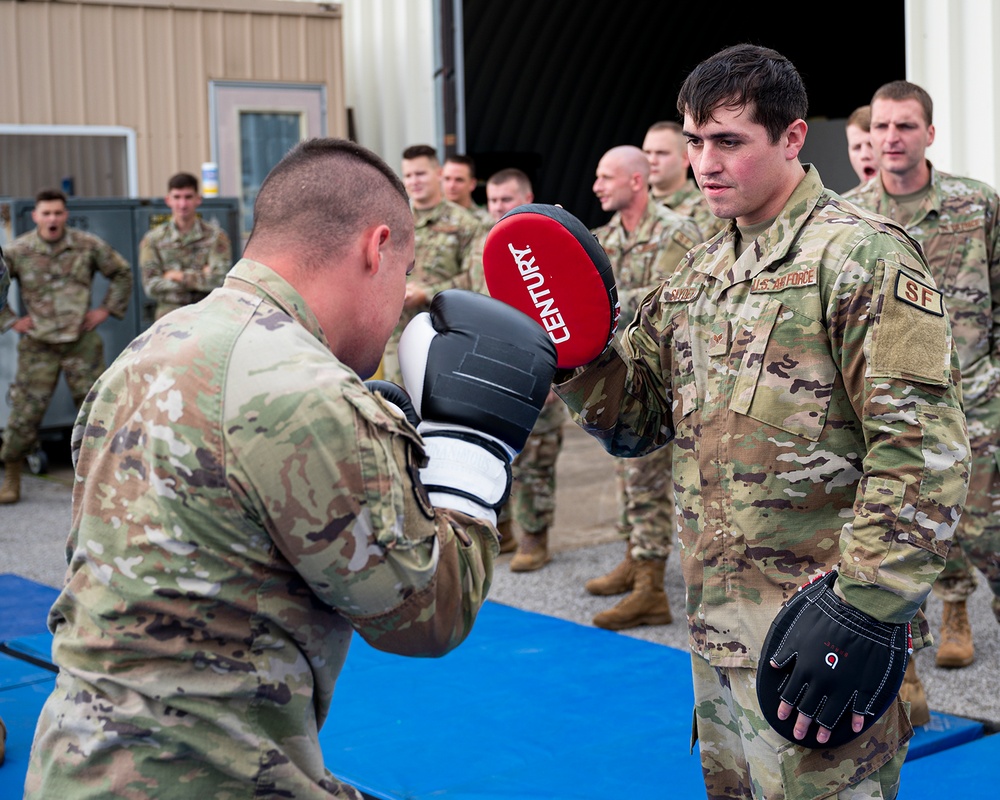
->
xmin=323 ymin=600 xmax=705 ymax=799
xmin=0 ymin=573 xmax=992 ymax=799
xmin=901 ymin=730 xmax=1000 ymax=797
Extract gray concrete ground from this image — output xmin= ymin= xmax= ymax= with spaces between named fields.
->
xmin=2 ymin=423 xmax=998 ymax=731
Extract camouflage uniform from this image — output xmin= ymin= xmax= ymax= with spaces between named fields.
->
xmin=467 ymin=202 xmax=494 ymax=228
xmin=555 ymin=167 xmax=970 ymax=796
xmin=0 ymin=246 xmax=9 ymax=309
xmin=382 ymin=200 xmax=486 ymax=383
xmin=655 ymin=177 xmax=728 ymax=242
xmin=25 ymin=258 xmax=499 ymax=800
xmin=504 ymin=397 xmax=567 ymax=534
xmin=592 ymin=198 xmax=699 ymax=560
xmin=0 ymin=228 xmax=132 ymax=462
xmin=846 ymin=165 xmax=1000 ymax=620
xmin=139 ymin=216 xmax=232 ymax=321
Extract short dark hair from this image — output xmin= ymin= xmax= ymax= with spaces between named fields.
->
xmin=35 ymin=188 xmax=68 ymax=205
xmin=647 ymin=120 xmax=683 ymax=135
xmin=871 ymin=80 xmax=933 ymax=125
xmin=167 ymin=172 xmax=199 ymax=192
xmin=676 ymin=43 xmax=808 ymax=145
xmin=402 ymin=144 xmax=439 ymax=163
xmin=444 ymin=154 xmax=476 ymax=176
xmin=846 ymin=105 xmax=871 ymax=132
xmin=487 ymin=168 xmax=532 ymax=194
xmin=247 ymin=138 xmax=411 ymax=268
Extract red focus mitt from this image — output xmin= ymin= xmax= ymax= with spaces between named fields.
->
xmin=483 ymin=204 xmax=619 ymax=369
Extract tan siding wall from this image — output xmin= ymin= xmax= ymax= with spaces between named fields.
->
xmin=1 ymin=0 xmax=345 ymax=196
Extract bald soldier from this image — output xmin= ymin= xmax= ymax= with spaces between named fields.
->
xmin=24 ymin=138 xmax=554 ymax=799
xmin=584 ymin=145 xmax=700 ymax=629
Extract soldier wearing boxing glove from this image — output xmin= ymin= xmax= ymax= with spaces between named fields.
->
xmin=24 ymin=139 xmax=550 ymax=800
xmin=544 ymin=45 xmax=969 ymax=799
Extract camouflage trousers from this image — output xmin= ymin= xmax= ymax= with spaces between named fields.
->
xmin=690 ymin=654 xmax=910 ymax=799
xmin=0 ymin=332 xmax=104 ymax=462
xmin=615 ymin=442 xmax=674 ymax=559
xmin=934 ymin=406 xmax=1000 ymax=621
xmin=499 ymin=400 xmax=567 ymax=534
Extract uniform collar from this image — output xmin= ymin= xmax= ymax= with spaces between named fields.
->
xmin=694 ymin=165 xmax=824 ymax=290
xmin=224 ymin=258 xmax=330 ymax=350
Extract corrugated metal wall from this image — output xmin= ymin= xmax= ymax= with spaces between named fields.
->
xmin=0 ymin=0 xmax=346 ymax=197
xmin=340 ymin=0 xmax=438 ymax=169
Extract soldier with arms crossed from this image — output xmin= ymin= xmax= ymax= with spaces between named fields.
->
xmin=139 ymin=171 xmax=232 ymax=321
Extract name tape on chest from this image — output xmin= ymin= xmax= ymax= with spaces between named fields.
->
xmin=750 ymin=266 xmax=818 ymax=293
xmin=894 ymin=272 xmax=944 ymax=316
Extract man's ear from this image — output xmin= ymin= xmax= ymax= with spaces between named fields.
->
xmin=785 ymin=118 xmax=808 ymax=160
xmin=365 ymin=225 xmax=392 ymax=272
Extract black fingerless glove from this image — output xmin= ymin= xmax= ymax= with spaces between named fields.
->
xmin=756 ymin=570 xmax=912 ymax=748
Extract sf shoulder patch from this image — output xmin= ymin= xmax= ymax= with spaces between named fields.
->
xmin=871 ymin=263 xmax=949 ymax=385
xmin=894 ymin=271 xmax=944 ymax=316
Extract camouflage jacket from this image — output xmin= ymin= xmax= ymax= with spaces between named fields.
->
xmin=845 ymin=163 xmax=1000 ymax=415
xmin=655 ymin=177 xmax=728 ymax=242
xmin=0 ymin=228 xmax=132 ymax=342
xmin=25 ymin=258 xmax=498 ymax=799
xmin=592 ymin=197 xmax=700 ymax=329
xmin=396 ymin=200 xmax=486 ymax=334
xmin=556 ymin=166 xmax=970 ymax=668
xmin=139 ymin=216 xmax=232 ymax=313
xmin=0 ymin=245 xmax=8 ymax=310
xmin=467 ymin=202 xmax=494 ymax=228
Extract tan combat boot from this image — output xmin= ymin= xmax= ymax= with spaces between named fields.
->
xmin=0 ymin=459 xmax=23 ymax=505
xmin=585 ymin=540 xmax=636 ymax=596
xmin=497 ymin=518 xmax=518 ymax=554
xmin=936 ymin=600 xmax=974 ymax=668
xmin=899 ymin=659 xmax=930 ymax=727
xmin=509 ymin=528 xmax=551 ymax=572
xmin=592 ymin=558 xmax=672 ymax=630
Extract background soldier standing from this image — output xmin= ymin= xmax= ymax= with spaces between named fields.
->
xmin=643 ymin=120 xmax=726 ymax=241
xmin=139 ymin=171 xmax=232 ymax=322
xmin=474 ymin=167 xmax=570 ymax=571
xmin=846 ymin=80 xmax=1000 ymax=722
xmin=442 ymin=154 xmax=495 ymax=227
xmin=0 ymin=188 xmax=132 ymax=505
xmin=584 ymin=145 xmax=699 ymax=629
xmin=382 ymin=144 xmax=486 ymax=383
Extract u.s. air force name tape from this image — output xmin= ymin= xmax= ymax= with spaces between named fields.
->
xmin=483 ymin=204 xmax=620 ymax=369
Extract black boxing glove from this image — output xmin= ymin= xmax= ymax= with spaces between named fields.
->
xmin=756 ymin=570 xmax=912 ymax=749
xmin=365 ymin=380 xmax=420 ymax=427
xmin=398 ymin=289 xmax=557 ymax=522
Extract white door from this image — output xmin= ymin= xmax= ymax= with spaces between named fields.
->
xmin=210 ymin=82 xmax=327 ymax=241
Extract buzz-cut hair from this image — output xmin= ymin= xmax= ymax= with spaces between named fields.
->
xmin=872 ymin=81 xmax=933 ymax=126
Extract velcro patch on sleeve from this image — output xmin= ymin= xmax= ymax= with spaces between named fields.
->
xmin=894 ymin=271 xmax=944 ymax=316
xmin=871 ymin=263 xmax=949 ymax=385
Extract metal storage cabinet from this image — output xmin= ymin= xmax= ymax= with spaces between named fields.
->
xmin=0 ymin=196 xmax=240 ymax=470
